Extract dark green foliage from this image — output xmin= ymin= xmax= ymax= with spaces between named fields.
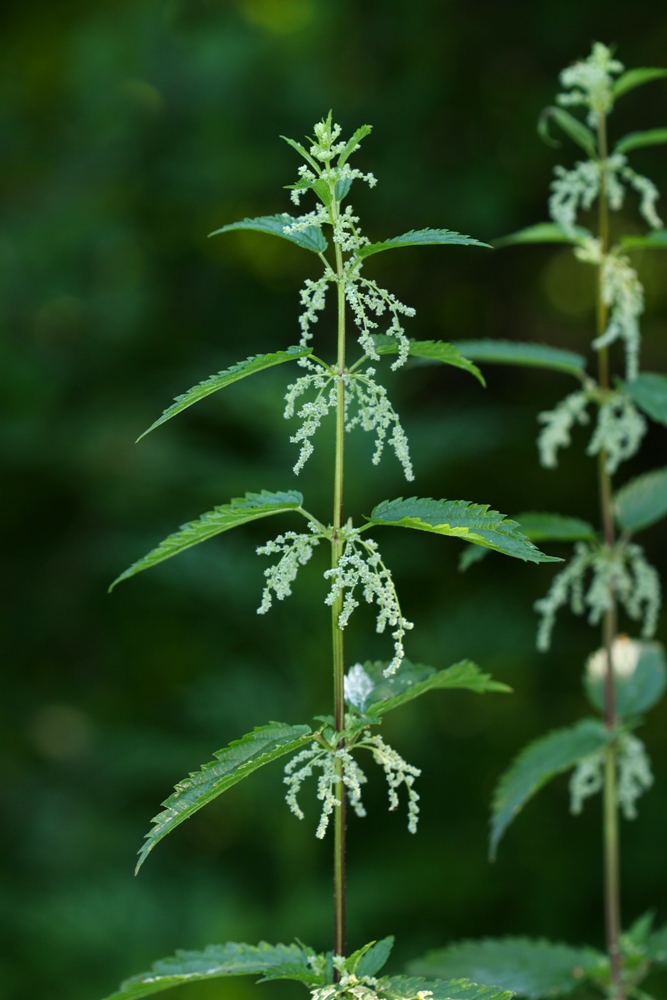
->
xmin=512 ymin=513 xmax=597 ymax=543
xmin=613 ymin=68 xmax=667 ymax=97
xmin=452 ymin=341 xmax=587 ymax=377
xmin=538 ymin=108 xmax=597 ymax=157
xmin=614 ymin=467 xmax=667 ymax=533
xmin=209 ymin=214 xmax=328 ymax=253
xmin=584 ymin=643 xmax=667 ymax=717
xmin=379 ymin=976 xmax=515 ymax=1000
xmin=355 ymin=937 xmax=395 ymax=977
xmin=357 ymin=229 xmax=490 ymax=259
xmin=493 ymin=224 xmax=592 ymax=247
xmin=614 ymin=128 xmax=667 ymax=155
xmin=623 ymin=373 xmax=667 ymax=427
xmin=372 ymin=337 xmax=485 ymax=385
xmin=620 ymin=230 xmax=667 ymax=249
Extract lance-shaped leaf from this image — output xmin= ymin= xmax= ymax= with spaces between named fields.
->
xmin=490 ymin=719 xmax=610 ymax=859
xmin=538 ymin=107 xmax=597 ymax=158
xmin=110 ymin=490 xmax=305 ymax=590
xmin=622 ymin=372 xmax=667 ymax=427
xmin=613 ymin=68 xmax=667 ymax=99
xmin=209 ymin=213 xmax=328 ymax=253
xmin=367 ymin=498 xmax=561 ymax=564
xmin=357 ymin=228 xmax=490 ymax=259
xmin=337 ymin=123 xmax=373 ymax=165
xmin=355 ymin=937 xmax=394 ymax=978
xmin=137 ymin=347 xmax=313 ymax=441
xmin=620 ymin=230 xmax=667 ymax=250
xmin=101 ymin=940 xmax=322 ymax=1000
xmin=494 ymin=223 xmax=592 ymax=248
xmin=452 ymin=340 xmax=586 ymax=379
xmin=584 ymin=642 xmax=667 ymax=718
xmin=372 ymin=336 xmax=485 ymax=385
xmin=614 ymin=467 xmax=667 ymax=534
xmin=512 ymin=513 xmax=597 ymax=543
xmin=136 ymin=722 xmax=314 ymax=872
xmin=350 ymin=659 xmax=509 ymax=717
xmin=614 ymin=128 xmax=667 ymax=155
xmin=378 ymin=975 xmax=515 ymax=1000
xmin=407 ymin=938 xmax=606 ymax=999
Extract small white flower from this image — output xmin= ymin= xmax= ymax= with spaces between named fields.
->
xmin=537 ymin=391 xmax=590 ymax=469
xmin=556 ymin=42 xmax=624 ymax=127
xmin=569 ymin=732 xmax=652 ymax=819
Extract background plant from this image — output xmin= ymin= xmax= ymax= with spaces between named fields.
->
xmin=409 ymin=42 xmax=667 ymax=1000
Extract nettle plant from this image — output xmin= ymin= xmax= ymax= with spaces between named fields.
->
xmin=101 ymin=116 xmax=557 ymax=1000
xmin=410 ymin=43 xmax=667 ymax=1000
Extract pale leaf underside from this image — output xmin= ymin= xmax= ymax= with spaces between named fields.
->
xmin=209 ymin=214 xmax=328 ymax=253
xmin=368 ymin=497 xmax=561 ymax=564
xmin=407 ymin=938 xmax=605 ymax=1000
xmin=493 ymin=223 xmax=592 ymax=248
xmin=452 ymin=340 xmax=586 ymax=378
xmin=372 ymin=336 xmax=484 ymax=384
xmin=623 ymin=372 xmax=667 ymax=427
xmin=356 ymin=659 xmax=510 ymax=718
xmin=110 ymin=490 xmax=305 ymax=590
xmin=614 ymin=466 xmax=667 ymax=533
xmin=137 ymin=347 xmax=312 ymax=440
xmin=490 ymin=719 xmax=610 ymax=859
xmin=136 ymin=723 xmax=313 ymax=872
xmin=357 ymin=228 xmax=490 ymax=259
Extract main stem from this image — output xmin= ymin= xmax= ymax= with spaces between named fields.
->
xmin=596 ymin=112 xmax=624 ymax=1000
xmin=331 ymin=199 xmax=347 ymax=967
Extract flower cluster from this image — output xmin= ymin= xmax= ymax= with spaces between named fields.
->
xmin=556 ymin=42 xmax=624 ymax=127
xmin=345 ymin=370 xmax=414 ymax=480
xmin=593 ymin=247 xmax=646 ymax=381
xmin=324 ymin=530 xmax=413 ymax=675
xmin=256 ymin=525 xmax=323 ymax=613
xmin=284 ymin=369 xmax=338 ymax=474
xmin=535 ymin=541 xmax=661 ymax=652
xmin=570 ymin=732 xmax=653 ymax=819
xmin=537 ymin=390 xmax=590 ymax=468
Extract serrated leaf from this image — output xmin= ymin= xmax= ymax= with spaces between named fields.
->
xmin=513 ymin=513 xmax=597 ymax=543
xmin=372 ymin=336 xmax=485 ymax=385
xmin=490 ymin=719 xmax=610 ymax=859
xmin=494 ymin=223 xmax=592 ymax=248
xmin=110 ymin=490 xmax=305 ymax=590
xmin=379 ymin=975 xmax=514 ymax=1000
xmin=623 ymin=372 xmax=667 ymax=426
xmin=337 ymin=124 xmax=373 ymax=165
xmin=356 ymin=937 xmax=395 ymax=978
xmin=136 ymin=723 xmax=314 ymax=872
xmin=280 ymin=134 xmax=320 ymax=172
xmin=407 ymin=938 xmax=605 ymax=999
xmin=101 ymin=940 xmax=320 ymax=1000
xmin=614 ymin=467 xmax=667 ymax=533
xmin=614 ymin=128 xmax=667 ymax=155
xmin=357 ymin=228 xmax=490 ymax=259
xmin=355 ymin=659 xmax=509 ymax=718
xmin=647 ymin=925 xmax=667 ymax=964
xmin=452 ymin=340 xmax=586 ymax=378
xmin=613 ymin=68 xmax=667 ymax=99
xmin=209 ymin=213 xmax=327 ymax=253
xmin=584 ymin=643 xmax=667 ymax=718
xmin=538 ymin=107 xmax=597 ymax=158
xmin=367 ymin=498 xmax=561 ymax=565
xmin=620 ymin=230 xmax=667 ymax=250
xmin=137 ymin=347 xmax=312 ymax=441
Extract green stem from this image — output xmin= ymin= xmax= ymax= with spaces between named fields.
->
xmin=331 ymin=196 xmax=347 ymax=968
xmin=597 ymin=111 xmax=624 ymax=1000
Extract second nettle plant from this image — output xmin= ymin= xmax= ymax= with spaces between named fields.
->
xmin=411 ymin=44 xmax=667 ymax=1000
xmin=102 ymin=117 xmax=554 ymax=1000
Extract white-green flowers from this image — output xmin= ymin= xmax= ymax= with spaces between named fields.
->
xmin=557 ymin=42 xmax=624 ymax=127
xmin=256 ymin=526 xmax=322 ymax=613
xmin=570 ymin=732 xmax=653 ymax=819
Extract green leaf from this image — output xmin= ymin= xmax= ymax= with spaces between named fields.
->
xmin=280 ymin=134 xmax=321 ymax=172
xmin=622 ymin=372 xmax=667 ymax=426
xmin=538 ymin=107 xmax=597 ymax=158
xmin=101 ymin=940 xmax=321 ymax=1000
xmin=137 ymin=347 xmax=312 ymax=441
xmin=614 ymin=128 xmax=667 ymax=155
xmin=379 ymin=975 xmax=515 ymax=1000
xmin=452 ymin=340 xmax=586 ymax=378
xmin=356 ymin=937 xmax=395 ymax=978
xmin=513 ymin=512 xmax=597 ymax=543
xmin=459 ymin=544 xmax=490 ymax=573
xmin=584 ymin=642 xmax=667 ymax=718
xmin=647 ymin=925 xmax=667 ymax=964
xmin=357 ymin=228 xmax=491 ymax=259
xmin=490 ymin=719 xmax=610 ymax=859
xmin=285 ymin=177 xmax=332 ymax=207
xmin=614 ymin=467 xmax=667 ymax=533
xmin=355 ymin=659 xmax=510 ymax=718
xmin=613 ymin=68 xmax=667 ymax=99
xmin=620 ymin=230 xmax=667 ymax=250
xmin=372 ymin=336 xmax=485 ymax=385
xmin=110 ymin=490 xmax=305 ymax=590
xmin=209 ymin=213 xmax=328 ymax=253
xmin=367 ymin=498 xmax=561 ymax=565
xmin=337 ymin=124 xmax=373 ymax=166
xmin=494 ymin=223 xmax=592 ymax=248
xmin=136 ymin=723 xmax=314 ymax=872
xmin=407 ymin=938 xmax=605 ymax=999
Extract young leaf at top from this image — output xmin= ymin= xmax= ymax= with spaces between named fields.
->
xmin=614 ymin=467 xmax=667 ymax=534
xmin=137 ymin=346 xmax=313 ymax=441
xmin=512 ymin=513 xmax=597 ymax=543
xmin=493 ymin=222 xmax=592 ymax=248
xmin=613 ymin=67 xmax=667 ymax=99
xmin=622 ymin=372 xmax=667 ymax=427
xmin=209 ymin=214 xmax=328 ymax=254
xmin=337 ymin=123 xmax=373 ymax=165
xmin=367 ymin=498 xmax=561 ymax=565
xmin=136 ymin=723 xmax=314 ymax=872
xmin=620 ymin=230 xmax=667 ymax=250
xmin=407 ymin=938 xmax=606 ymax=1000
xmin=378 ymin=975 xmax=515 ymax=1000
xmin=490 ymin=719 xmax=611 ymax=859
xmin=372 ymin=336 xmax=485 ymax=385
xmin=355 ymin=937 xmax=395 ymax=978
xmin=584 ymin=642 xmax=667 ymax=718
xmin=110 ymin=491 xmax=306 ymax=590
xmin=538 ymin=107 xmax=597 ymax=159
xmin=452 ymin=341 xmax=587 ymax=379
xmin=356 ymin=228 xmax=491 ymax=260
xmin=101 ymin=940 xmax=322 ymax=1000
xmin=614 ymin=128 xmax=667 ymax=155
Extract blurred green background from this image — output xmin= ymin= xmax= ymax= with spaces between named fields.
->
xmin=2 ymin=2 xmax=667 ymax=999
